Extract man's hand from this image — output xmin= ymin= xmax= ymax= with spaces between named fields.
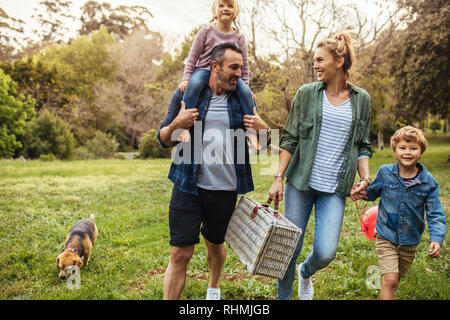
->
xmin=159 ymin=101 xmax=198 ymax=147
xmin=428 ymin=241 xmax=442 ymax=258
xmin=172 ymin=101 xmax=199 ymax=130
xmin=243 ymin=107 xmax=268 ymax=133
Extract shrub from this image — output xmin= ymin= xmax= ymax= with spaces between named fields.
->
xmin=85 ymin=131 xmax=119 ymax=159
xmin=72 ymin=146 xmax=95 ymax=160
xmin=39 ymin=154 xmax=56 ymax=161
xmin=137 ymin=129 xmax=171 ymax=159
xmin=113 ymin=153 xmax=130 ymax=160
xmin=23 ymin=110 xmax=75 ymax=159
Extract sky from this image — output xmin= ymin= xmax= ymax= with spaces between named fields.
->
xmin=0 ymin=0 xmax=399 ymax=56
xmin=0 ymin=0 xmax=212 ymax=42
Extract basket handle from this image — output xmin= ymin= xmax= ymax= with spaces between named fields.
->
xmin=262 ymin=196 xmax=280 ymax=217
xmin=250 ymin=205 xmax=260 ymax=219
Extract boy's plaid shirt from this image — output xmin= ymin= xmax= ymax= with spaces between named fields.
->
xmin=157 ymin=88 xmax=254 ymax=196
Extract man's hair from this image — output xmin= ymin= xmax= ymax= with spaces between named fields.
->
xmin=209 ymin=42 xmax=242 ymax=68
xmin=390 ymin=125 xmax=428 ymax=153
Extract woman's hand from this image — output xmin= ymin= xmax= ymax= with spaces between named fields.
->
xmin=178 ymin=80 xmax=189 ymax=92
xmin=269 ymin=178 xmax=284 ymax=201
xmin=350 ymin=181 xmax=369 ymax=201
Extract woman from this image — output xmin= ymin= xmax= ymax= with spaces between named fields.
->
xmin=268 ymin=32 xmax=372 ymax=300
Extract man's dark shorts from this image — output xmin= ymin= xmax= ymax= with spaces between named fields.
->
xmin=168 ymin=186 xmax=237 ymax=247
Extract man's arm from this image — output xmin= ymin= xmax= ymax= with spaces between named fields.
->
xmin=157 ymin=90 xmax=199 ymax=148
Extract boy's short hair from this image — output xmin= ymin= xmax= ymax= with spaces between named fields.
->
xmin=390 ymin=126 xmax=427 ymax=153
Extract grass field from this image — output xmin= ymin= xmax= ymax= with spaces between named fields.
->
xmin=0 ymin=138 xmax=448 ymax=300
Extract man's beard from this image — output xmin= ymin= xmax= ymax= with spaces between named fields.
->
xmin=218 ymin=70 xmax=239 ymax=91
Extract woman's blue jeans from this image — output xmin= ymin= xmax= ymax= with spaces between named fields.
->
xmin=277 ymin=181 xmax=346 ymax=300
xmin=183 ymin=69 xmax=255 ymax=115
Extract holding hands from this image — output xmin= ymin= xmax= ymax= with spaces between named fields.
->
xmin=350 ymin=181 xmax=369 ymax=201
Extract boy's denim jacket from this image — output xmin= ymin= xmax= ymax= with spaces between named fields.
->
xmin=366 ymin=162 xmax=446 ymax=246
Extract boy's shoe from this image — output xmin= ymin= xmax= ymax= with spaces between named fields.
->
xmin=298 ymin=263 xmax=314 ymax=300
xmin=206 ymin=287 xmax=221 ymax=300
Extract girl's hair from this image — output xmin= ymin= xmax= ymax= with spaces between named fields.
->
xmin=209 ymin=0 xmax=241 ymax=36
xmin=317 ymin=31 xmax=356 ymax=81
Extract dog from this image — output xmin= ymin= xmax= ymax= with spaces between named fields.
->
xmin=57 ymin=214 xmax=98 ymax=280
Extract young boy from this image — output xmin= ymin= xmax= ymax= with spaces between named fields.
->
xmin=362 ymin=126 xmax=446 ymax=299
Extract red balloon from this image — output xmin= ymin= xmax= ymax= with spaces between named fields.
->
xmin=360 ymin=205 xmax=378 ymax=241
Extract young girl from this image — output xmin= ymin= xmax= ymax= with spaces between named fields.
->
xmin=177 ymin=0 xmax=259 ymax=149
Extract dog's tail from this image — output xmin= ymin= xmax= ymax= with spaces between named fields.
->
xmin=90 ymin=214 xmax=95 ymax=221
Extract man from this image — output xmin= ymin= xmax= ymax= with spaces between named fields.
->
xmin=157 ymin=42 xmax=269 ymax=300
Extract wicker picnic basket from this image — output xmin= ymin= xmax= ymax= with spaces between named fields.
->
xmin=225 ymin=196 xmax=302 ymax=279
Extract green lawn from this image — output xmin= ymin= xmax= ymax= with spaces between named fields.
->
xmin=0 ymin=139 xmax=448 ymax=300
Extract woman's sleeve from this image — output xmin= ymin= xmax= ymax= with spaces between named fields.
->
xmin=358 ymin=93 xmax=373 ymax=158
xmin=279 ymin=89 xmax=301 ymax=154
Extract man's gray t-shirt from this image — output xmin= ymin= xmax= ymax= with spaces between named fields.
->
xmin=197 ymin=94 xmax=237 ymax=191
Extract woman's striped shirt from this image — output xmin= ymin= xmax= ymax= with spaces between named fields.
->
xmin=308 ymin=93 xmax=353 ymax=193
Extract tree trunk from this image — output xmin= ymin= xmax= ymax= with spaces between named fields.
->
xmin=377 ymin=129 xmax=384 ymax=150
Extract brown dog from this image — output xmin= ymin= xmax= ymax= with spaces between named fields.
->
xmin=57 ymin=214 xmax=98 ymax=280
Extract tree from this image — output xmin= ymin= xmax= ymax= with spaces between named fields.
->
xmin=37 ymin=25 xmax=116 ymax=101
xmin=79 ymin=1 xmax=153 ymax=40
xmin=31 ymin=0 xmax=75 ymax=44
xmin=0 ymin=69 xmax=36 ymax=158
xmin=430 ymin=120 xmax=441 ymax=133
xmin=390 ymin=0 xmax=449 ymax=120
xmin=0 ymin=8 xmax=25 ymax=61
xmin=36 ymin=26 xmax=117 ymax=143
xmin=237 ymin=0 xmax=401 ymax=131
xmin=93 ymin=29 xmax=164 ymax=148
xmin=0 ymin=57 xmax=67 ymax=113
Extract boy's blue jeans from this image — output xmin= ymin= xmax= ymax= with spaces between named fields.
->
xmin=277 ymin=181 xmax=346 ymax=300
xmin=183 ymin=69 xmax=255 ymax=115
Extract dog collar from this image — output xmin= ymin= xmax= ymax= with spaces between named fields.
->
xmin=66 ymin=248 xmax=79 ymax=256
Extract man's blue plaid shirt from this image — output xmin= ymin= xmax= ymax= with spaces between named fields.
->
xmin=157 ymin=87 xmax=254 ymax=195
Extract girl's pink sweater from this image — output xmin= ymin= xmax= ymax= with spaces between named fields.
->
xmin=183 ymin=24 xmax=249 ymax=85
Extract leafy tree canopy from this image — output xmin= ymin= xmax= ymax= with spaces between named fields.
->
xmin=390 ymin=0 xmax=449 ymax=119
xmin=0 ymin=68 xmax=35 ymax=158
